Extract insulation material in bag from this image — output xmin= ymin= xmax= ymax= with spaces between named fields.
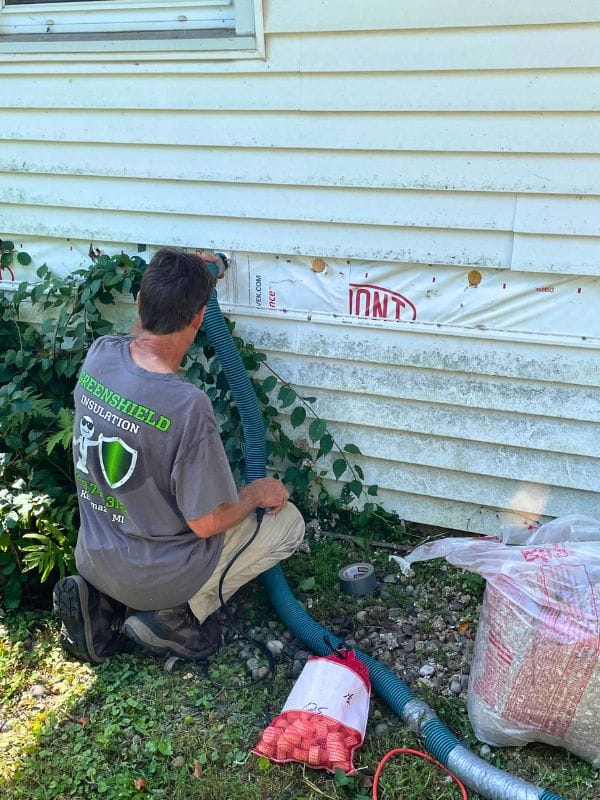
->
xmin=398 ymin=516 xmax=600 ymax=766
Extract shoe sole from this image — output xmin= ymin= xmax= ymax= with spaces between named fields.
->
xmin=122 ymin=616 xmax=218 ymax=661
xmin=53 ymin=576 xmax=104 ymax=664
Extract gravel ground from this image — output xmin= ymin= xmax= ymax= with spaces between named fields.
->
xmin=224 ymin=556 xmax=482 ymax=745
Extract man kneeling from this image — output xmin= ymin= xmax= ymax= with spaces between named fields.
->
xmin=54 ymin=248 xmax=304 ymax=664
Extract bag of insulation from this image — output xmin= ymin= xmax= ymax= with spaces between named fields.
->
xmin=397 ymin=516 xmax=600 ymax=767
xmin=253 ymin=648 xmax=370 ymax=773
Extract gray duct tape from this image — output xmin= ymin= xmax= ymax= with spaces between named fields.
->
xmin=338 ymin=562 xmax=377 ymax=596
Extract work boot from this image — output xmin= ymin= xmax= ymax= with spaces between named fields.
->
xmin=122 ymin=606 xmax=223 ymax=661
xmin=53 ymin=575 xmax=130 ymax=665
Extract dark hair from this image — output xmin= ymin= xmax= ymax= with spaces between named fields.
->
xmin=138 ymin=248 xmax=215 ymax=334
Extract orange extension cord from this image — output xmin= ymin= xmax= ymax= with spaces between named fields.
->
xmin=372 ymin=748 xmax=469 ymax=800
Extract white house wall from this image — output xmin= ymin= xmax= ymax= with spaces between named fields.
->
xmin=1 ymin=1 xmax=599 ymax=534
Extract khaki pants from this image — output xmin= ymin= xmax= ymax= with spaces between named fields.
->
xmin=188 ymin=502 xmax=305 ymax=624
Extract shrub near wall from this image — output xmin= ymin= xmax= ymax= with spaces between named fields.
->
xmin=0 ymin=250 xmax=389 ymax=609
xmin=0 ymin=251 xmax=142 ymax=607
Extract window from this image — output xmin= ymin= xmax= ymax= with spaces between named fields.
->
xmin=0 ymin=0 xmax=263 ymax=58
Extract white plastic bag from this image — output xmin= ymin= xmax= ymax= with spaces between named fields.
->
xmin=402 ymin=516 xmax=600 ymax=766
xmin=253 ymin=649 xmax=370 ymax=773
xmin=500 ymin=514 xmax=600 ymax=545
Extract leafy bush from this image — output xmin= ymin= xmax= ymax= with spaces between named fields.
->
xmin=0 ymin=249 xmax=401 ymax=609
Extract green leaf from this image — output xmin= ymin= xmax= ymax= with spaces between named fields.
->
xmin=332 ymin=459 xmax=347 ymax=480
xmin=334 ymin=768 xmax=352 ymax=787
xmin=262 ymin=375 xmax=277 ymax=394
xmin=45 ymin=425 xmax=71 ymax=456
xmin=16 ymin=251 xmax=32 ymax=266
xmin=343 ymin=443 xmax=362 ymax=455
xmin=187 ymin=362 xmax=201 ymax=383
xmin=290 ymin=406 xmax=306 ymax=428
xmin=157 ymin=739 xmax=172 ymax=756
xmin=284 ymin=466 xmax=299 ymax=484
xmin=242 ymin=354 xmax=259 ymax=371
xmin=354 ymin=464 xmax=364 ymax=480
xmin=367 ymin=484 xmax=379 ymax=496
xmin=278 ymin=385 xmax=297 ymax=409
xmin=256 ymin=756 xmax=271 ymax=771
xmin=308 ymin=418 xmax=327 ymax=443
xmin=299 ymin=576 xmax=315 ymax=592
xmin=348 ymin=480 xmax=362 ymax=498
xmin=30 ymin=284 xmax=45 ymax=304
xmin=1 ymin=252 xmax=13 ymax=268
xmin=23 ymin=533 xmax=51 ymax=544
xmin=54 ymin=359 xmax=67 ymax=377
xmin=1 ymin=240 xmax=15 ymax=251
xmin=208 ymin=358 xmax=221 ymax=376
xmin=317 ymin=433 xmax=333 ymax=457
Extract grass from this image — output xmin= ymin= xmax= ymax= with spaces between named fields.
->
xmin=1 ymin=536 xmax=598 ymax=800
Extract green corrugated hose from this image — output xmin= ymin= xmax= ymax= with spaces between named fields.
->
xmin=200 ymin=281 xmax=567 ymax=800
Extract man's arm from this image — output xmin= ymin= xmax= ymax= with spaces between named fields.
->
xmin=186 ymin=477 xmax=289 ymax=539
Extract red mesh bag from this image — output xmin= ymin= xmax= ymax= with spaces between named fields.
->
xmin=253 ymin=649 xmax=370 ymax=774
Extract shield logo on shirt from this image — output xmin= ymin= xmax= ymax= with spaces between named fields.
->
xmin=98 ymin=435 xmax=138 ymax=489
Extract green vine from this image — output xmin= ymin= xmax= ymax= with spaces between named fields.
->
xmin=0 ymin=239 xmax=32 ymax=281
xmin=0 ymin=249 xmax=403 ymax=608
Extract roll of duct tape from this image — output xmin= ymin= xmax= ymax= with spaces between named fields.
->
xmin=338 ymin=562 xmax=377 ymax=596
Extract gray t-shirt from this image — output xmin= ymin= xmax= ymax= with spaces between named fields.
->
xmin=73 ymin=335 xmax=238 ymax=609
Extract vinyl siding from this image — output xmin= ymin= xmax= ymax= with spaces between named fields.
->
xmin=1 ymin=0 xmax=598 ymax=533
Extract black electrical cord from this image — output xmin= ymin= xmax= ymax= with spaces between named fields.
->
xmin=214 ymin=507 xmax=276 ymax=695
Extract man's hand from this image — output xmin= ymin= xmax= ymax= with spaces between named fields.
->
xmin=186 ymin=477 xmax=289 ymax=538
xmin=196 ymin=250 xmax=220 ymax=264
xmin=247 ymin=477 xmax=289 ymax=515
xmin=196 ymin=250 xmax=228 ymax=278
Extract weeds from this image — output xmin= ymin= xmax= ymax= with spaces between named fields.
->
xmin=1 ymin=543 xmax=598 ymax=800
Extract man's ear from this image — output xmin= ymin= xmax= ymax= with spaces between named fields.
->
xmin=193 ymin=306 xmax=206 ymax=330
xmin=130 ymin=293 xmax=142 ymax=334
